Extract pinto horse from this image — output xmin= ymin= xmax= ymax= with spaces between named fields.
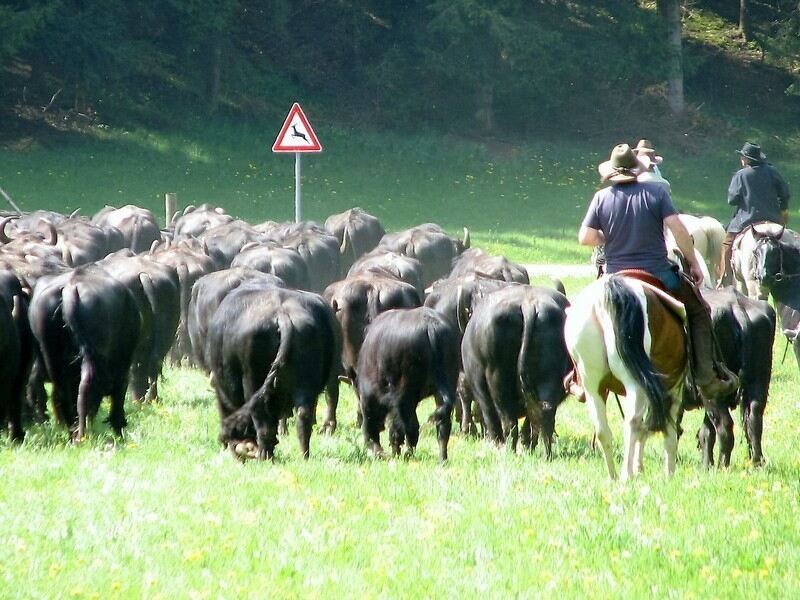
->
xmin=564 ymin=274 xmax=687 ymax=480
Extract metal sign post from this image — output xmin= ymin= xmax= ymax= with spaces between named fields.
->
xmin=295 ymin=153 xmax=302 ymax=223
xmin=272 ymin=103 xmax=322 ymax=224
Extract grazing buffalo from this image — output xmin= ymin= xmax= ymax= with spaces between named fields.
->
xmin=357 ymin=307 xmax=459 ymax=461
xmin=449 ymin=248 xmax=529 ymax=284
xmin=208 ymin=286 xmax=341 ymax=460
xmin=347 ymin=250 xmax=425 ymax=297
xmin=28 ymin=267 xmax=140 ymax=439
xmin=92 ymin=205 xmax=163 ymax=253
xmin=188 ymin=267 xmax=286 ymax=371
xmin=322 ymin=274 xmax=421 ymax=432
xmin=461 ymin=285 xmax=571 ymax=458
xmin=680 ymin=288 xmax=775 ymax=467
xmin=324 ymin=207 xmax=386 ymax=275
xmin=378 ymin=223 xmax=470 ymax=287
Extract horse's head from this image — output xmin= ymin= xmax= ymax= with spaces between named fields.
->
xmin=752 ymin=226 xmax=796 ymax=286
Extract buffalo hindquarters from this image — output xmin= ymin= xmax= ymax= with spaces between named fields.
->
xmin=207 ymin=287 xmax=341 ymax=460
xmin=356 ymin=307 xmax=459 ymax=461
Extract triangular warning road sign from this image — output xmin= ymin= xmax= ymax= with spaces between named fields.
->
xmin=272 ymin=103 xmax=322 ymax=153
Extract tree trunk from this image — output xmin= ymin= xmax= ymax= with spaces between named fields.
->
xmin=207 ymin=38 xmax=222 ymax=115
xmin=739 ymin=0 xmax=751 ymax=41
xmin=659 ymin=0 xmax=685 ymax=114
xmin=475 ymin=83 xmax=495 ymax=134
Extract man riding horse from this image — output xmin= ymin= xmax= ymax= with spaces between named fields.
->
xmin=578 ymin=143 xmax=738 ymax=401
xmin=719 ymin=142 xmax=791 ymax=286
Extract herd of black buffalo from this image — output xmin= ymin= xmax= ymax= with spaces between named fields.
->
xmin=0 ymin=204 xmax=777 ymax=466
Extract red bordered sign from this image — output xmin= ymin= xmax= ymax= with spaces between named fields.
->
xmin=272 ymin=103 xmax=322 ymax=153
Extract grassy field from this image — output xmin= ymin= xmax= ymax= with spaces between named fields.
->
xmin=2 ymin=119 xmax=798 ymax=265
xmin=1 ymin=123 xmax=800 ymax=597
xmin=1 ymin=274 xmax=799 ymax=598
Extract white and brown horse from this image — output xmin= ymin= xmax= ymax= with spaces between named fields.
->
xmin=564 ymin=274 xmax=687 ymax=480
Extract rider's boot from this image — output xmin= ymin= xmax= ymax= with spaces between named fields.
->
xmin=717 ymin=233 xmax=736 ymax=287
xmin=675 ymin=277 xmax=739 ymax=399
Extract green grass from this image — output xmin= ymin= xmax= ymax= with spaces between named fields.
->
xmin=2 ymin=119 xmax=798 ymax=266
xmin=1 ymin=276 xmax=800 ymax=598
xmin=1 ymin=121 xmax=800 ymax=597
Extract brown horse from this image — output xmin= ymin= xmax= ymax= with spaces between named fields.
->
xmin=564 ymin=274 xmax=688 ymax=480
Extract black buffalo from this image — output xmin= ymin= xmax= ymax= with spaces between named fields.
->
xmin=322 ymin=274 xmax=421 ymax=432
xmin=28 ymin=267 xmax=140 ymax=439
xmin=347 ymin=250 xmax=425 ymax=298
xmin=325 ymin=207 xmax=386 ymax=275
xmin=461 ymin=284 xmax=571 ymax=458
xmin=680 ymin=287 xmax=776 ymax=467
xmin=231 ymin=243 xmax=310 ymax=290
xmin=207 ymin=286 xmax=341 ymax=460
xmin=449 ymin=248 xmax=529 ymax=284
xmin=0 ymin=270 xmax=30 ymax=441
xmin=356 ymin=307 xmax=459 ymax=461
xmin=100 ymin=252 xmax=181 ymax=402
xmin=188 ymin=267 xmax=286 ymax=372
xmin=198 ymin=220 xmax=266 ymax=269
xmin=92 ymin=205 xmax=163 ymax=253
xmin=171 ymin=204 xmax=234 ymax=240
xmin=148 ymin=239 xmax=218 ymax=363
xmin=378 ymin=223 xmax=470 ymax=287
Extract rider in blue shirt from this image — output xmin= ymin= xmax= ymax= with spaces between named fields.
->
xmin=579 ymin=143 xmax=738 ymax=401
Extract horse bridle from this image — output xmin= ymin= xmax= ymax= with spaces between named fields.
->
xmin=753 ymin=234 xmax=800 ymax=283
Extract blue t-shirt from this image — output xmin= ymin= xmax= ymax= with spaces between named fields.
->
xmin=582 ymin=181 xmax=678 ymax=274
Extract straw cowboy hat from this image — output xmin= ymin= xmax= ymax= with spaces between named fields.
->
xmin=736 ymin=141 xmax=766 ymax=163
xmin=634 ymin=139 xmax=664 ymax=165
xmin=598 ymin=144 xmax=644 ymax=183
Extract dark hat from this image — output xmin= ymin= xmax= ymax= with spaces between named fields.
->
xmin=598 ymin=144 xmax=644 ymax=183
xmin=737 ymin=142 xmax=766 ymax=163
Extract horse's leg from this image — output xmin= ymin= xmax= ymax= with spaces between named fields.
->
xmin=585 ymin=388 xmax=616 ymax=480
xmin=621 ymin=389 xmax=646 ymax=482
xmin=633 ymin=432 xmax=648 ymax=475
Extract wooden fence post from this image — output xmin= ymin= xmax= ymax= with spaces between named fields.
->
xmin=165 ymin=193 xmax=177 ymax=228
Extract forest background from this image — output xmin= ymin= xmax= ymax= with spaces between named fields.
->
xmin=2 ymin=1 xmax=799 ymax=149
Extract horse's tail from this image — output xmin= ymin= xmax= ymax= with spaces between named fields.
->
xmin=600 ymin=277 xmax=669 ymax=432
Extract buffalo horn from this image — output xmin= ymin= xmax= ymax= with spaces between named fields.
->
xmin=44 ymin=222 xmax=58 ymax=245
xmin=456 ymin=283 xmax=470 ymax=333
xmin=462 ymin=227 xmax=471 ymax=249
xmin=182 ymin=204 xmax=196 ymax=216
xmin=69 ymin=208 xmax=81 ymax=219
xmin=0 ymin=216 xmax=18 ymax=244
xmin=240 ymin=241 xmax=261 ymax=253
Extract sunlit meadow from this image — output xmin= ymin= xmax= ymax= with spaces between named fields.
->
xmin=1 ymin=125 xmax=800 ymax=597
